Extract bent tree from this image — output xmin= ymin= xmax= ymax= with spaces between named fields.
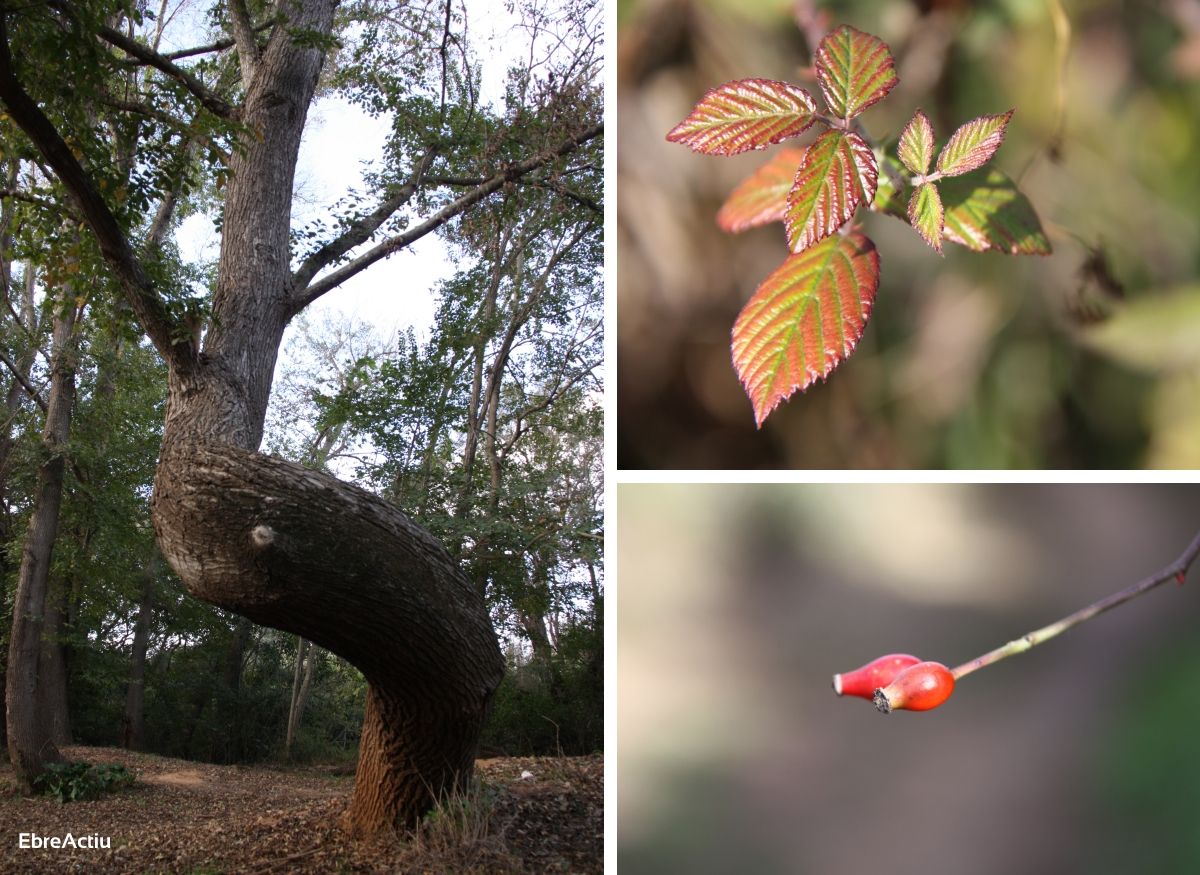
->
xmin=0 ymin=0 xmax=601 ymax=833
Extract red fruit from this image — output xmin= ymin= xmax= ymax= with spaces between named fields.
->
xmin=873 ymin=661 xmax=955 ymax=714
xmin=832 ymin=653 xmax=921 ymax=699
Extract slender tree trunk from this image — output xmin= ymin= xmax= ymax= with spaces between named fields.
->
xmin=0 ymin=259 xmax=36 ymax=758
xmin=37 ymin=574 xmax=71 ymax=746
xmin=5 ymin=295 xmax=78 ymax=788
xmin=285 ymin=636 xmax=316 ymax=760
xmin=121 ymin=554 xmax=157 ymax=750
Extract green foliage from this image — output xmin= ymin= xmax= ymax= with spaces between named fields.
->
xmin=34 ymin=762 xmax=134 ymax=803
xmin=670 ymin=23 xmax=1049 ymax=425
xmin=483 ymin=611 xmax=602 ymax=756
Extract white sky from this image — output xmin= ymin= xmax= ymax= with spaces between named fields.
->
xmin=171 ymin=1 xmax=529 ymax=344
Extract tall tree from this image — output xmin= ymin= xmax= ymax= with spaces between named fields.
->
xmin=0 ymin=0 xmax=599 ymax=832
xmin=5 ymin=287 xmax=80 ymax=781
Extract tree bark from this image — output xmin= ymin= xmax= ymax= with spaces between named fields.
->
xmin=153 ymin=442 xmax=503 ymax=831
xmin=4 ymin=295 xmax=77 ymax=788
xmin=121 ymin=555 xmax=156 ymax=751
xmin=36 ymin=575 xmax=72 ymax=746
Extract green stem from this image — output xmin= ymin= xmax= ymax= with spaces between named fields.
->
xmin=951 ymin=527 xmax=1200 ymax=681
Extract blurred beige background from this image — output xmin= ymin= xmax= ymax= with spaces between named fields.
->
xmin=619 ymin=484 xmax=1200 ymax=873
xmin=618 ymin=0 xmax=1200 ymax=468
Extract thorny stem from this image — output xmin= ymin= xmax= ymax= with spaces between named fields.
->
xmin=951 ymin=527 xmax=1200 ymax=681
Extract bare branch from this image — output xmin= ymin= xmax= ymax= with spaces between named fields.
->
xmin=289 ymin=150 xmax=436 ymax=293
xmin=0 ymin=19 xmax=195 ymax=371
xmin=162 ymin=19 xmax=273 ymax=62
xmin=291 ymin=122 xmax=602 ymax=312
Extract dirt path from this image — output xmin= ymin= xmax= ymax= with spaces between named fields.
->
xmin=0 ymin=746 xmax=601 ymax=873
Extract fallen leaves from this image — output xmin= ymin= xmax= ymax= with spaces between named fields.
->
xmin=0 ymin=746 xmax=602 ymax=874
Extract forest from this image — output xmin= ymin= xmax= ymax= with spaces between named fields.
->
xmin=0 ymin=0 xmax=602 ymax=871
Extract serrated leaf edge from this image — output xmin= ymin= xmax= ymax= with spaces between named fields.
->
xmin=815 ymin=25 xmax=898 ymax=121
xmin=907 ymin=182 xmax=944 ymax=254
xmin=935 ymin=109 xmax=1014 ymax=177
xmin=785 ymin=130 xmax=878 ymax=253
xmin=666 ymin=78 xmax=819 ymax=156
xmin=897 ymin=109 xmax=935 ymax=176
xmin=731 ymin=233 xmax=881 ymax=426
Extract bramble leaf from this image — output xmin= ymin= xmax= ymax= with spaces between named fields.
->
xmin=936 ymin=110 xmax=1014 ymax=177
xmin=908 ymin=183 xmax=944 ymax=254
xmin=666 ymin=78 xmax=818 ymax=156
xmin=816 ymin=25 xmax=898 ymax=120
xmin=940 ymin=170 xmax=1051 ymax=254
xmin=898 ymin=109 xmax=935 ymax=176
xmin=785 ymin=130 xmax=877 ymax=252
xmin=717 ymin=147 xmax=806 ymax=233
xmin=732 ymin=232 xmax=880 ymax=426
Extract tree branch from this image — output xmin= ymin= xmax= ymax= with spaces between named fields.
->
xmin=0 ymin=187 xmax=77 ymax=218
xmin=47 ymin=1 xmax=237 ymax=119
xmin=289 ymin=150 xmax=435 ymax=294
xmin=161 ymin=20 xmax=274 ymax=62
xmin=0 ymin=19 xmax=195 ymax=371
xmin=0 ymin=347 xmax=46 ymax=412
xmin=290 ymin=122 xmax=602 ymax=312
xmin=951 ymin=526 xmax=1200 ymax=680
xmin=227 ymin=0 xmax=262 ymax=85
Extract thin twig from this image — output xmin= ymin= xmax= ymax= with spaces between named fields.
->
xmin=952 ymin=527 xmax=1200 ymax=680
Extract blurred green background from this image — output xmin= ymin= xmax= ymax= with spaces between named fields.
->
xmin=617 ymin=0 xmax=1200 ymax=468
xmin=618 ymin=484 xmax=1200 ymax=872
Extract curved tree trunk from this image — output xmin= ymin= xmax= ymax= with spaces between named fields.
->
xmin=5 ymin=297 xmax=77 ymax=788
xmin=0 ymin=0 xmax=505 ymax=830
xmin=152 ymin=441 xmax=503 ymax=832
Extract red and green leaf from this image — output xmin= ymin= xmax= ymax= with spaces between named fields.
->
xmin=936 ymin=110 xmax=1014 ymax=177
xmin=815 ymin=25 xmax=898 ymax=121
xmin=666 ymin=78 xmax=818 ymax=156
xmin=940 ymin=170 xmax=1051 ymax=254
xmin=785 ymin=130 xmax=877 ymax=252
xmin=908 ymin=183 xmax=944 ymax=254
xmin=717 ymin=147 xmax=806 ymax=233
xmin=898 ymin=109 xmax=935 ymax=176
xmin=732 ymin=232 xmax=881 ymax=425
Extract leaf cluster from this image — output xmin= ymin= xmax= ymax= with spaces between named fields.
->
xmin=668 ymin=24 xmax=1051 ymax=426
xmin=33 ymin=762 xmax=134 ymax=803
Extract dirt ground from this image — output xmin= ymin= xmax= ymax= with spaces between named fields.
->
xmin=0 ymin=746 xmax=601 ymax=873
